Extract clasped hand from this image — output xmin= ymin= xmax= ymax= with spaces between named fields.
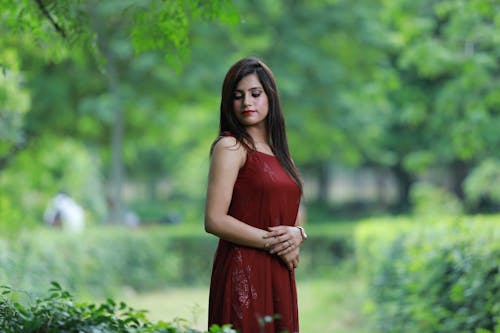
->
xmin=263 ymin=226 xmax=303 ymax=270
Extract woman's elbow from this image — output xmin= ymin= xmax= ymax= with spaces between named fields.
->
xmin=204 ymin=216 xmax=218 ymax=235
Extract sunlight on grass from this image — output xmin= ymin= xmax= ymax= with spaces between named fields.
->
xmin=121 ymin=287 xmax=209 ymax=331
xmin=120 ymin=270 xmax=369 ymax=333
xmin=298 ymin=274 xmax=369 ymax=333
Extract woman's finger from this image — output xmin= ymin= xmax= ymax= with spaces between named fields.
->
xmin=265 ymin=235 xmax=285 ymax=249
xmin=263 ymin=228 xmax=286 ymax=239
xmin=274 ymin=240 xmax=295 ymax=256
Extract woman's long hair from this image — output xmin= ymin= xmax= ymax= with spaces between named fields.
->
xmin=212 ymin=57 xmax=302 ymax=191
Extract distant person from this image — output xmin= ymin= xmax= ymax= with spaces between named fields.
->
xmin=204 ymin=57 xmax=307 ymax=333
xmin=124 ymin=210 xmax=140 ymax=228
xmin=44 ymin=192 xmax=85 ymax=232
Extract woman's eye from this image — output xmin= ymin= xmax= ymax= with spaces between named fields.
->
xmin=233 ymin=93 xmax=243 ymax=100
xmin=251 ymin=92 xmax=262 ymax=98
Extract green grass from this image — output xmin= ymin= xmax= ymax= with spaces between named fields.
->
xmin=298 ymin=273 xmax=369 ymax=333
xmin=119 ymin=268 xmax=369 ymax=333
xmin=119 ymin=286 xmax=208 ymax=331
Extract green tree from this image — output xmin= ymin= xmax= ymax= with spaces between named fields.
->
xmin=0 ymin=0 xmax=237 ymax=223
xmin=370 ymin=0 xmax=500 ymax=208
xmin=0 ymin=48 xmax=30 ymax=171
xmin=198 ymin=0 xmax=387 ymax=204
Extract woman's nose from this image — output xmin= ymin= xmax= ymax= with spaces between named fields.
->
xmin=243 ymin=95 xmax=252 ymax=106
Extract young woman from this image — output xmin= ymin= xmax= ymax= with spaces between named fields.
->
xmin=205 ymin=57 xmax=307 ymax=333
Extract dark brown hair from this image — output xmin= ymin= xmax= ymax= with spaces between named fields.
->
xmin=212 ymin=57 xmax=302 ymax=191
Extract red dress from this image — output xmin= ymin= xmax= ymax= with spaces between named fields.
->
xmin=208 ymin=149 xmax=301 ymax=333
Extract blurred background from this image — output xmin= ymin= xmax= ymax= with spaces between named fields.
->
xmin=1 ymin=1 xmax=499 ymax=332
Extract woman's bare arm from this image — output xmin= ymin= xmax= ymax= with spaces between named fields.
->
xmin=204 ymin=136 xmax=269 ymax=249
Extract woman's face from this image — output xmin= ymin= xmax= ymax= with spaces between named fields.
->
xmin=232 ymin=73 xmax=269 ymax=128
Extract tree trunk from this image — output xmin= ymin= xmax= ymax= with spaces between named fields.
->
xmin=317 ymin=161 xmax=330 ymax=204
xmin=108 ymin=65 xmax=124 ymax=223
xmin=375 ymin=167 xmax=389 ymax=209
xmin=449 ymin=159 xmax=470 ymax=200
xmin=89 ymin=3 xmax=125 ymax=223
xmin=148 ymin=177 xmax=157 ymax=202
xmin=391 ymin=163 xmax=414 ymax=211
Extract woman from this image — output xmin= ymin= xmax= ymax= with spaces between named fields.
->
xmin=205 ymin=57 xmax=307 ymax=333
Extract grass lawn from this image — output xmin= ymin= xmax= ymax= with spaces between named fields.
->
xmin=120 ymin=268 xmax=369 ymax=333
xmin=298 ymin=273 xmax=369 ymax=333
xmin=121 ymin=286 xmax=208 ymax=330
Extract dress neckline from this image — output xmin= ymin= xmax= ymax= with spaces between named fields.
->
xmin=253 ymin=150 xmax=276 ymax=158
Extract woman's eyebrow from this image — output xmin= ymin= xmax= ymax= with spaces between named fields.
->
xmin=246 ymin=86 xmax=263 ymax=92
xmin=234 ymin=86 xmax=262 ymax=92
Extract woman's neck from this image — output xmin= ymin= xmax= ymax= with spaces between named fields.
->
xmin=246 ymin=126 xmax=269 ymax=145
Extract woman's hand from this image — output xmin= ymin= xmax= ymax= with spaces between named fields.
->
xmin=279 ymin=246 xmax=300 ymax=271
xmin=263 ymin=225 xmax=304 ymax=256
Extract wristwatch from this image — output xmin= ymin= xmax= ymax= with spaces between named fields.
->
xmin=296 ymin=226 xmax=308 ymax=241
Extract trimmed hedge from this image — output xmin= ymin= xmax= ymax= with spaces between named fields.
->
xmin=0 ymin=227 xmax=217 ymax=297
xmin=0 ymin=225 xmax=352 ymax=298
xmin=355 ymin=215 xmax=500 ymax=333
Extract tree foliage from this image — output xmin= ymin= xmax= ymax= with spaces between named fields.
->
xmin=1 ymin=0 xmax=499 ymax=226
xmin=0 ymin=0 xmax=237 ymax=224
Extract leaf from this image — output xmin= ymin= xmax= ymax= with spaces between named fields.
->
xmin=49 ymin=281 xmax=62 ymax=290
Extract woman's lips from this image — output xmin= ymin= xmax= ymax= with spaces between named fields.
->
xmin=242 ymin=110 xmax=255 ymax=115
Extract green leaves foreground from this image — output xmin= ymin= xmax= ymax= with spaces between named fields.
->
xmin=0 ymin=282 xmax=235 ymax=333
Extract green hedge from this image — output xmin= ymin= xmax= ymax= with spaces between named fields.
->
xmin=0 ymin=227 xmax=218 ymax=297
xmin=355 ymin=215 xmax=500 ymax=333
xmin=0 ymin=224 xmax=352 ymax=298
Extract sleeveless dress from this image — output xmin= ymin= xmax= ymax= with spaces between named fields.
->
xmin=208 ymin=148 xmax=301 ymax=333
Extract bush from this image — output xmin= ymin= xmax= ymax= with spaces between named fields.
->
xmin=0 ymin=282 xmax=236 ymax=333
xmin=355 ymin=215 xmax=500 ymax=333
xmin=296 ymin=233 xmax=354 ymax=279
xmin=0 ymin=223 xmax=354 ymax=298
xmin=0 ymin=195 xmax=27 ymax=236
xmin=409 ymin=182 xmax=463 ymax=216
xmin=464 ymin=159 xmax=500 ymax=211
xmin=0 ymin=227 xmax=218 ymax=297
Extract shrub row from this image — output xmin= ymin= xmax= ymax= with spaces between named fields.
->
xmin=355 ymin=215 xmax=500 ymax=333
xmin=0 ymin=225 xmax=351 ymax=298
xmin=0 ymin=227 xmax=218 ymax=297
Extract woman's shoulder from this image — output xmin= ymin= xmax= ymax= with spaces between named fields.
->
xmin=215 ymin=134 xmax=238 ymax=147
xmin=211 ymin=135 xmax=247 ymax=165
